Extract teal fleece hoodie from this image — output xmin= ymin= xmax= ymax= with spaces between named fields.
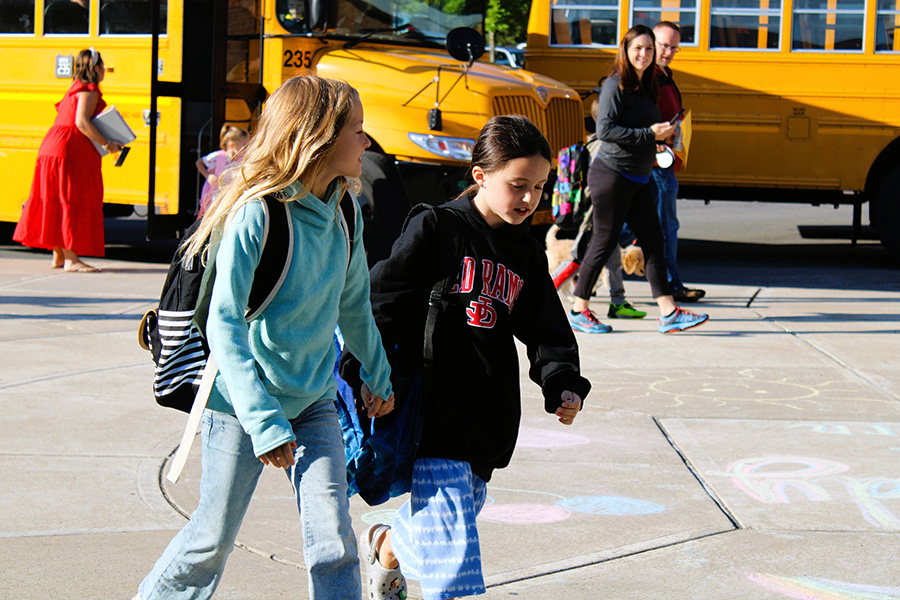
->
xmin=205 ymin=182 xmax=392 ymax=457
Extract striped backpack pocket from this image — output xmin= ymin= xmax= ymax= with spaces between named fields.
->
xmin=138 ymin=194 xmax=295 ymax=413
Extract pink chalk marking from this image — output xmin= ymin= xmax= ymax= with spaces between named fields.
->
xmin=517 ymin=426 xmax=591 ymax=449
xmin=479 ymin=503 xmax=572 ymax=524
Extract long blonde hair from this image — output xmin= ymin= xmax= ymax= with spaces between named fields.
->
xmin=183 ymin=75 xmax=361 ymax=261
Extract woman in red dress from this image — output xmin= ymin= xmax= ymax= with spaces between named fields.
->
xmin=13 ymin=47 xmax=122 ymax=272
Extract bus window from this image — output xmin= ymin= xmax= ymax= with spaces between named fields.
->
xmin=632 ymin=0 xmax=698 ymax=43
xmin=100 ymin=0 xmax=167 ymax=34
xmin=276 ymin=0 xmax=306 ymax=33
xmin=44 ymin=0 xmax=88 ymax=34
xmin=328 ymin=0 xmax=482 ymax=42
xmin=875 ymin=0 xmax=900 ymax=51
xmin=0 ymin=0 xmax=34 ymax=33
xmin=710 ymin=0 xmax=781 ymax=49
xmin=791 ymin=0 xmax=864 ymax=50
xmin=225 ymin=0 xmax=260 ymax=83
xmin=549 ymin=0 xmax=620 ymax=46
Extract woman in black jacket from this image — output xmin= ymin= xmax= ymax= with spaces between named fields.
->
xmin=568 ymin=24 xmax=709 ymax=334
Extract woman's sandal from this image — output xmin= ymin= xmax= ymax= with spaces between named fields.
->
xmin=360 ymin=524 xmax=408 ymax=600
xmin=64 ymin=262 xmax=101 ymax=273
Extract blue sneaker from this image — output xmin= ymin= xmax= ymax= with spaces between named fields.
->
xmin=658 ymin=307 xmax=709 ymax=333
xmin=569 ymin=309 xmax=613 ymax=334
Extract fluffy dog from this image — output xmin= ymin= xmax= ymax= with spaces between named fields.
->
xmin=545 ymin=225 xmax=606 ymax=301
xmin=621 ymin=243 xmax=645 ymax=276
xmin=545 ymin=225 xmax=574 ymax=275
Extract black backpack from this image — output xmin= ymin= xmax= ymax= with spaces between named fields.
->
xmin=140 ymin=192 xmax=358 ymax=484
xmin=139 ymin=192 xmax=358 ymax=413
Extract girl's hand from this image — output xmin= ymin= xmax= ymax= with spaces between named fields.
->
xmin=361 ymin=383 xmax=395 ymax=418
xmin=259 ymin=440 xmax=298 ymax=469
xmin=650 ymin=122 xmax=676 ymax=141
xmin=207 ymin=173 xmax=218 ymax=187
xmin=556 ymin=391 xmax=582 ymax=425
xmin=106 ymin=141 xmax=123 ymax=154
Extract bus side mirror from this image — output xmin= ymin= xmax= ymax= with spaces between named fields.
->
xmin=446 ymin=27 xmax=485 ymax=65
xmin=308 ymin=0 xmax=333 ymax=32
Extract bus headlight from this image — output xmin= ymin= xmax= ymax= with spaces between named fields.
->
xmin=408 ymin=133 xmax=474 ymax=161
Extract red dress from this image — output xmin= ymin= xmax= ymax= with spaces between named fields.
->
xmin=13 ymin=81 xmax=106 ymax=257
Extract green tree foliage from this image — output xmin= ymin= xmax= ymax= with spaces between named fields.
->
xmin=485 ymin=0 xmax=530 ymax=47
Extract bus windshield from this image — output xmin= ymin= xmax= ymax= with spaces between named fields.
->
xmin=277 ymin=0 xmax=484 ymax=43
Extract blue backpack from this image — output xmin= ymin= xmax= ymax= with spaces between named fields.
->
xmin=334 ymin=204 xmax=455 ymax=506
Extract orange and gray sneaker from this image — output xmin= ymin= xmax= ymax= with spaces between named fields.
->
xmin=568 ymin=309 xmax=613 ymax=333
xmin=658 ymin=307 xmax=709 ymax=333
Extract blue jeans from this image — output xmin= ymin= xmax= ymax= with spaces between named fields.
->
xmin=651 ymin=167 xmax=683 ymax=291
xmin=138 ymin=401 xmax=359 ymax=600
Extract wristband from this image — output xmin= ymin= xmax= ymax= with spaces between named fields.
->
xmin=102 ymin=141 xmax=111 ymax=151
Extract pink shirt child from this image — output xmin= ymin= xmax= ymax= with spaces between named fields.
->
xmin=198 ymin=149 xmax=234 ymax=216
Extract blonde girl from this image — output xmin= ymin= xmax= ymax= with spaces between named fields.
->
xmin=135 ymin=75 xmax=395 ymax=600
xmin=195 ymin=124 xmax=250 ymax=216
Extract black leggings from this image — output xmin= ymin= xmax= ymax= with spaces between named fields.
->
xmin=573 ymin=159 xmax=671 ymax=300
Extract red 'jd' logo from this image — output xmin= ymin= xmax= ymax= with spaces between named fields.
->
xmin=466 ymin=295 xmax=497 ymax=328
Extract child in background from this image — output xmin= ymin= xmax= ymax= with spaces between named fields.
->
xmin=195 ymin=124 xmax=249 ymax=216
xmin=134 ymin=76 xmax=394 ymax=600
xmin=552 ymin=97 xmax=648 ymax=331
xmin=358 ymin=115 xmax=592 ymax=600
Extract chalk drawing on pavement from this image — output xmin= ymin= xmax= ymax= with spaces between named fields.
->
xmin=517 ymin=426 xmax=591 ymax=448
xmin=646 ymin=370 xmax=863 ymax=411
xmin=360 ymin=509 xmax=399 ymax=526
xmin=358 ymin=486 xmax=667 ymax=525
xmin=557 ymin=495 xmax=666 ymax=516
xmin=788 ymin=423 xmax=898 ymax=436
xmin=746 ymin=572 xmax=900 ymax=599
xmin=479 ymin=486 xmax=570 ymax=524
xmin=728 ymin=456 xmax=900 ymax=530
xmin=479 ymin=503 xmax=572 ymax=524
xmin=728 ymin=456 xmax=850 ymax=504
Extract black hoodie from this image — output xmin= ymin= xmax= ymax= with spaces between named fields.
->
xmin=367 ymin=195 xmax=592 ymax=482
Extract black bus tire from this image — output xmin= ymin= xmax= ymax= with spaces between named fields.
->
xmin=872 ymin=164 xmax=900 ymax=262
xmin=0 ymin=221 xmax=15 ymax=243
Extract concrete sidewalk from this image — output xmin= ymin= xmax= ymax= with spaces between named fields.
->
xmin=1 ymin=250 xmax=899 ymax=600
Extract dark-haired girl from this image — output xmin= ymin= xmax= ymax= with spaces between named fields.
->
xmin=357 ymin=115 xmax=591 ymax=600
xmin=568 ymin=25 xmax=709 ymax=334
xmin=14 ymin=47 xmax=123 ymax=272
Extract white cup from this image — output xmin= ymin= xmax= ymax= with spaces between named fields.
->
xmin=656 ymin=147 xmax=675 ymax=169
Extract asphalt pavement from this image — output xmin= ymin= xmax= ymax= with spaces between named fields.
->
xmin=1 ymin=230 xmax=899 ymax=600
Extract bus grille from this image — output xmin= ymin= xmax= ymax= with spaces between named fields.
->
xmin=491 ymin=95 xmax=584 ymax=154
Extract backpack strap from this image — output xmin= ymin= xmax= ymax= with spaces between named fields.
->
xmin=166 ymin=354 xmax=217 ymax=483
xmin=167 ymin=196 xmax=292 ymax=485
xmin=249 ymin=191 xmax=353 ymax=315
xmin=246 ymin=195 xmax=294 ymax=320
xmin=405 ymin=203 xmax=459 ymax=373
xmin=337 ymin=190 xmax=358 ymax=272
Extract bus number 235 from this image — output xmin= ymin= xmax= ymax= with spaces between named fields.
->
xmin=283 ymin=50 xmax=313 ymax=68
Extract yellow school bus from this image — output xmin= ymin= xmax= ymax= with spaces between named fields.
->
xmin=525 ymin=0 xmax=900 ymax=259
xmin=0 ymin=0 xmax=584 ymax=262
